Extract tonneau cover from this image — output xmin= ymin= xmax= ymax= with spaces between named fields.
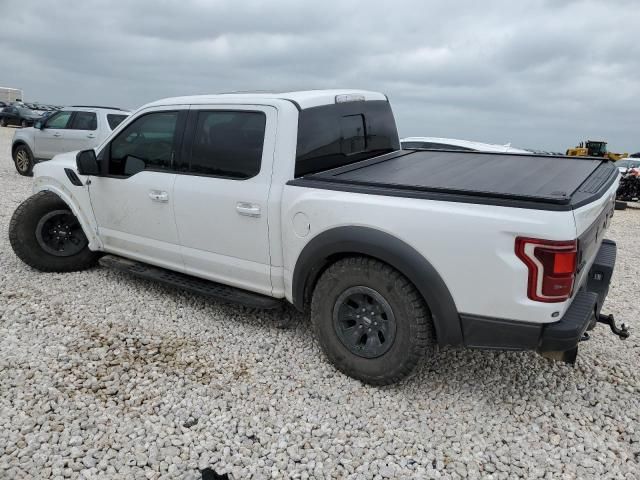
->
xmin=289 ymin=150 xmax=618 ymax=211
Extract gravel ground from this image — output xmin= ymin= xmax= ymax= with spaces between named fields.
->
xmin=0 ymin=125 xmax=638 ymax=480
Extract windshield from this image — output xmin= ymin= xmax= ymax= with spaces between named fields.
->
xmin=587 ymin=142 xmax=607 ymax=156
xmin=17 ymin=108 xmax=36 ymax=116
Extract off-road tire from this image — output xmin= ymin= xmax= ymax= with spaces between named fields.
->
xmin=9 ymin=191 xmax=99 ymax=272
xmin=311 ymin=257 xmax=435 ymax=385
xmin=13 ymin=144 xmax=34 ymax=176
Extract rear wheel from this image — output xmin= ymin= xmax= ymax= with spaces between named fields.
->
xmin=311 ymin=257 xmax=435 ymax=385
xmin=13 ymin=145 xmax=34 ymax=176
xmin=0 ymin=117 xmax=6 ymax=127
xmin=20 ymin=119 xmax=27 ymax=128
xmin=9 ymin=192 xmax=99 ymax=272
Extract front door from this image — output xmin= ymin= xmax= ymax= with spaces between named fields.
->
xmin=88 ymin=108 xmax=187 ymax=271
xmin=173 ymin=106 xmax=276 ymax=295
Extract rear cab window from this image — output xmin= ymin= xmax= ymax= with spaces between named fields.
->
xmin=294 ymin=100 xmax=399 ymax=177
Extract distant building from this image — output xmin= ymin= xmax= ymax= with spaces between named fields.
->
xmin=0 ymin=86 xmax=23 ymax=102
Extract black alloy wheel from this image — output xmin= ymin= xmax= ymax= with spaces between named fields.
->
xmin=333 ymin=286 xmax=397 ymax=359
xmin=35 ymin=210 xmax=88 ymax=257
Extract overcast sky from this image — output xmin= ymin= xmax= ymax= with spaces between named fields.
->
xmin=1 ymin=0 xmax=638 ymax=152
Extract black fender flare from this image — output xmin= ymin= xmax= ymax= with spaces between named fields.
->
xmin=292 ymin=226 xmax=463 ymax=346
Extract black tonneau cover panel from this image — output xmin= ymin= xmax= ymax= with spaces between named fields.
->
xmin=288 ymin=150 xmax=617 ymax=211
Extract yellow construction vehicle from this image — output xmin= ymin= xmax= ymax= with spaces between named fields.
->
xmin=566 ymin=140 xmax=628 ymax=160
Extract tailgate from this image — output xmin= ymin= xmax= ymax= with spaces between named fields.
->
xmin=573 ymin=171 xmax=618 ymax=290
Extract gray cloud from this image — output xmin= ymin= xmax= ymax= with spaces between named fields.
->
xmin=1 ymin=0 xmax=638 ymax=152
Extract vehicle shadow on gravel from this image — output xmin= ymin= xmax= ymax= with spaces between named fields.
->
xmin=100 ymin=268 xmax=305 ymax=329
xmin=100 ymin=267 xmax=638 ymax=402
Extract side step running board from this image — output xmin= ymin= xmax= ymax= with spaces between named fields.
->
xmin=99 ymin=255 xmax=283 ymax=310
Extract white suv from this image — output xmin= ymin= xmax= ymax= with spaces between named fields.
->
xmin=11 ymin=106 xmax=130 ymax=176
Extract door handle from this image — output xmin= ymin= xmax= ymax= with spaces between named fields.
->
xmin=87 ymin=134 xmax=96 ymax=139
xmin=236 ymin=202 xmax=261 ymax=217
xmin=53 ymin=132 xmax=62 ymax=137
xmin=149 ymin=190 xmax=169 ymax=203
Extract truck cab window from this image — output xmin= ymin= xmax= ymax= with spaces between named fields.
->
xmin=108 ymin=111 xmax=178 ymax=176
xmin=189 ymin=111 xmax=265 ymax=179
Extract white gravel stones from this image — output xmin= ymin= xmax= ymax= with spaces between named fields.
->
xmin=0 ymin=125 xmax=639 ymax=478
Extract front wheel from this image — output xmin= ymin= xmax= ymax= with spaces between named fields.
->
xmin=0 ymin=117 xmax=6 ymax=127
xmin=13 ymin=145 xmax=34 ymax=176
xmin=9 ymin=192 xmax=99 ymax=272
xmin=311 ymin=257 xmax=435 ymax=385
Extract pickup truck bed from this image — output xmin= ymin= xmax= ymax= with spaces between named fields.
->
xmin=289 ymin=150 xmax=618 ymax=211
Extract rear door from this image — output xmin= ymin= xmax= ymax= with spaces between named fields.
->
xmin=64 ymin=111 xmax=99 ymax=151
xmin=172 ymin=105 xmax=276 ymax=295
xmin=35 ymin=110 xmax=74 ymax=159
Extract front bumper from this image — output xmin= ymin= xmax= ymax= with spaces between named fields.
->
xmin=538 ymin=239 xmax=616 ymax=353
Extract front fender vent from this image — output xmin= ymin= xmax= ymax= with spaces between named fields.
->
xmin=64 ymin=168 xmax=83 ymax=186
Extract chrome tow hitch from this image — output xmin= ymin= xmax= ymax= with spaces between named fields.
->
xmin=598 ymin=313 xmax=630 ymax=339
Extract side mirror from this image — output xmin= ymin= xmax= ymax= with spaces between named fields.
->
xmin=76 ymin=149 xmax=100 ymax=176
xmin=34 ymin=120 xmax=43 ymax=130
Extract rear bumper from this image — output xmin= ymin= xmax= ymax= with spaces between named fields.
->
xmin=538 ymin=239 xmax=616 ymax=352
xmin=460 ymin=239 xmax=616 ymax=353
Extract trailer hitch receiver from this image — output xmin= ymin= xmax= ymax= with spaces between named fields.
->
xmin=598 ymin=313 xmax=630 ymax=339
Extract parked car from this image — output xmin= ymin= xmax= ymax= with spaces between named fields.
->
xmin=8 ymin=90 xmax=623 ymax=385
xmin=11 ymin=106 xmax=130 ymax=175
xmin=616 ymin=159 xmax=640 ymax=174
xmin=0 ymin=106 xmax=42 ymax=128
xmin=401 ymin=136 xmax=532 ymax=153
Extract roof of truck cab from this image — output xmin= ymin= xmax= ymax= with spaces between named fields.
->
xmin=142 ymin=89 xmax=387 ymax=110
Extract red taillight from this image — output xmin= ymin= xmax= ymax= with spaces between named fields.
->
xmin=515 ymin=237 xmax=578 ymax=303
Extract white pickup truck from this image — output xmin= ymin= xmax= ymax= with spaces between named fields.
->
xmin=9 ymin=90 xmax=627 ymax=385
